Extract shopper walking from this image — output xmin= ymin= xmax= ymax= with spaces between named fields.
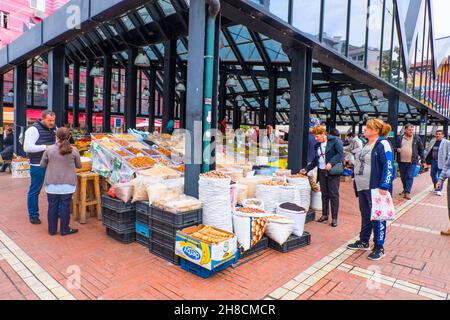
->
xmin=23 ymin=111 xmax=57 ymax=225
xmin=347 ymin=119 xmax=394 ymax=261
xmin=435 ymin=158 xmax=450 ymax=236
xmin=40 ymin=127 xmax=82 ymax=236
xmin=425 ymin=130 xmax=450 ymax=196
xmin=301 ymin=125 xmax=344 ymax=227
xmin=395 ymin=124 xmax=424 ymax=200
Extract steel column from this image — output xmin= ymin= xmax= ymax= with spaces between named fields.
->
xmin=162 ymin=39 xmax=177 ymax=133
xmin=48 ymin=45 xmax=66 ymax=127
xmin=180 ymin=66 xmax=187 ymax=129
xmin=148 ymin=67 xmax=156 ymax=132
xmin=86 ymin=61 xmax=95 ymax=133
xmin=259 ymin=97 xmax=266 ymax=129
xmin=287 ymin=46 xmax=313 ymax=173
xmin=185 ymin=0 xmax=206 ymax=198
xmin=233 ymin=100 xmax=241 ymax=130
xmin=443 ymin=120 xmax=449 ymax=139
xmin=73 ymin=63 xmax=80 ymax=128
xmin=218 ymin=72 xmax=227 ymax=129
xmin=124 ymin=48 xmax=138 ymax=130
xmin=419 ymin=109 xmax=428 ymax=145
xmin=330 ymin=88 xmax=338 ymax=130
xmin=102 ymin=55 xmax=112 ymax=133
xmin=387 ymin=94 xmax=399 ymax=139
xmin=267 ymin=75 xmax=277 ymax=127
xmin=14 ymin=63 xmax=27 ymax=155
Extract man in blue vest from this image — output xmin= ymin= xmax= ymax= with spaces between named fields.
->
xmin=23 ymin=111 xmax=57 ymax=225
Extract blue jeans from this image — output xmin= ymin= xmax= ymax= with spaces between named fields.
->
xmin=47 ymin=193 xmax=73 ymax=235
xmin=27 ymin=166 xmax=46 ymax=219
xmin=398 ymin=162 xmax=416 ymax=194
xmin=358 ymin=190 xmax=387 ymax=247
xmin=430 ymin=159 xmax=444 ymax=191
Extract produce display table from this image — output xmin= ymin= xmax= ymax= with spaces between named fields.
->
xmin=72 ymin=172 xmax=102 ymax=224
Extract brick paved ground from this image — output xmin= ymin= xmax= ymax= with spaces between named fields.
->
xmin=0 ymin=171 xmax=448 ymax=300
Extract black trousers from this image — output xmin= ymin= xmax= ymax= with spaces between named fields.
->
xmin=318 ymin=169 xmax=341 ymax=220
xmin=47 ymin=193 xmax=73 ymax=235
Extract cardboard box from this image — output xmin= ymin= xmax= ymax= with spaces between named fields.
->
xmin=11 ymin=160 xmax=30 ymax=179
xmin=175 ymin=225 xmax=238 ymax=271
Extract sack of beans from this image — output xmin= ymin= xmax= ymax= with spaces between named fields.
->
xmin=237 ymin=176 xmax=273 ymax=198
xmin=242 ymin=198 xmax=265 ymax=210
xmin=288 ymin=175 xmax=311 ymax=211
xmin=233 ymin=207 xmax=269 ymax=251
xmin=264 ymin=215 xmax=295 ymax=245
xmin=276 ymin=203 xmax=306 ymax=237
xmin=199 ymin=171 xmax=233 ymax=232
xmin=256 ymin=181 xmax=297 ymax=214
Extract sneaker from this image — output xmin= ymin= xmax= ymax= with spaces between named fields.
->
xmin=347 ymin=241 xmax=370 ymax=251
xmin=368 ymin=247 xmax=385 ymax=261
xmin=404 ymin=193 xmax=412 ymax=200
xmin=29 ymin=217 xmax=42 ymax=225
xmin=436 ymin=191 xmax=442 ymax=197
xmin=399 ymin=190 xmax=405 ymax=196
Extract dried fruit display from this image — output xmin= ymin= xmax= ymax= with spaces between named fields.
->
xmin=127 ymin=157 xmax=155 ymax=169
xmin=156 ymin=147 xmax=171 ymax=157
xmin=126 ymin=147 xmax=144 ymax=155
xmin=112 ymin=139 xmax=129 ymax=147
xmin=154 ymin=157 xmax=171 ymax=166
xmin=143 ymin=148 xmax=159 ymax=156
xmin=99 ymin=139 xmax=119 ymax=150
xmin=200 ymin=170 xmax=230 ymax=179
xmin=92 ymin=134 xmax=110 ymax=140
xmin=114 ymin=150 xmax=130 ymax=157
xmin=259 ymin=180 xmax=293 ymax=187
xmin=171 ymin=165 xmax=185 ymax=173
xmin=289 ymin=173 xmax=308 ymax=178
xmin=235 ymin=207 xmax=266 ymax=214
xmin=115 ymin=134 xmax=136 ymax=140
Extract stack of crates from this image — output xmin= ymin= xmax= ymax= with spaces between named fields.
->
xmin=135 ymin=202 xmax=151 ymax=248
xmin=148 ymin=205 xmax=202 ymax=265
xmin=102 ymin=195 xmax=136 ymax=244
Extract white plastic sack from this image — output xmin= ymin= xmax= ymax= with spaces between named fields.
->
xmin=146 ymin=178 xmax=184 ymax=205
xmin=256 ymin=184 xmax=280 ymax=214
xmin=131 ymin=176 xmax=164 ymax=202
xmin=310 ymin=191 xmax=322 ymax=211
xmin=279 ymin=185 xmax=301 ymax=204
xmin=288 ymin=177 xmax=311 ymax=211
xmin=232 ymin=212 xmax=268 ymax=251
xmin=114 ymin=182 xmax=134 ymax=203
xmin=199 ymin=176 xmax=233 ymax=232
xmin=276 ymin=204 xmax=306 ymax=237
xmin=237 ymin=176 xmax=272 ymax=198
xmin=264 ymin=216 xmax=295 ymax=245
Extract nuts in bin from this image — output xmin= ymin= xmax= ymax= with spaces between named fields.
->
xmin=126 ymin=147 xmax=144 ymax=155
xmin=235 ymin=207 xmax=266 ymax=214
xmin=200 ymin=170 xmax=230 ymax=179
xmin=127 ymin=157 xmax=155 ymax=168
xmin=251 ymin=218 xmax=268 ymax=247
xmin=259 ymin=180 xmax=293 ymax=186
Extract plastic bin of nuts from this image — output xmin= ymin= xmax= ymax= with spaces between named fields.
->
xmin=127 ymin=156 xmax=155 ymax=170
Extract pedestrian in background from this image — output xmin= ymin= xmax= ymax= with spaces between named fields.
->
xmin=425 ymin=130 xmax=450 ymax=196
xmin=435 ymin=157 xmax=450 ymax=236
xmin=0 ymin=127 xmax=14 ymax=172
xmin=40 ymin=127 xmax=82 ymax=236
xmin=348 ymin=119 xmax=394 ymax=261
xmin=395 ymin=124 xmax=425 ymax=200
xmin=301 ymin=125 xmax=344 ymax=227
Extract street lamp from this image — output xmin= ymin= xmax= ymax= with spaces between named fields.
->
xmin=115 ymin=92 xmax=123 ymax=100
xmin=282 ymin=92 xmax=291 ymax=101
xmin=142 ymin=87 xmax=150 ymax=97
xmin=90 ymin=65 xmax=103 ymax=77
xmin=371 ymin=96 xmax=380 ymax=108
xmin=7 ymin=89 xmax=13 ymax=97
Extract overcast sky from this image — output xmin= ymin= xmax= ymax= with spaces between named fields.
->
xmin=433 ymin=0 xmax=450 ymax=39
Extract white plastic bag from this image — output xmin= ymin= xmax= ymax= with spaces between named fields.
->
xmin=276 ymin=203 xmax=306 ymax=237
xmin=232 ymin=211 xmax=268 ymax=251
xmin=256 ymin=184 xmax=280 ymax=214
xmin=264 ymin=216 xmax=295 ymax=245
xmin=288 ymin=176 xmax=311 ymax=211
xmin=199 ymin=176 xmax=233 ymax=232
xmin=114 ymin=182 xmax=134 ymax=203
xmin=371 ymin=189 xmax=396 ymax=221
xmin=131 ymin=176 xmax=164 ymax=202
xmin=242 ymin=198 xmax=265 ymax=210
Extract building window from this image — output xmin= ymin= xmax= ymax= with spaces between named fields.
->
xmin=30 ymin=0 xmax=46 ymax=12
xmin=0 ymin=11 xmax=9 ymax=29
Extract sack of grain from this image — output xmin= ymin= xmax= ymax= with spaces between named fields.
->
xmin=276 ymin=203 xmax=306 ymax=237
xmin=264 ymin=215 xmax=295 ymax=245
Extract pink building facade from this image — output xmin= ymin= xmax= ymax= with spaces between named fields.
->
xmin=0 ymin=0 xmax=69 ymax=48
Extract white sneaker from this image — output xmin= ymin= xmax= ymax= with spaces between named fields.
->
xmin=436 ymin=191 xmax=442 ymax=196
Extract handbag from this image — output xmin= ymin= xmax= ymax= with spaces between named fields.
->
xmin=328 ymin=162 xmax=344 ymax=176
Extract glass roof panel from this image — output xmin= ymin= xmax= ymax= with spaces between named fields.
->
xmin=137 ymin=7 xmax=153 ymax=24
xmin=158 ymin=0 xmax=176 ymax=16
xmin=143 ymin=46 xmax=158 ymax=60
xmin=108 ymin=25 xmax=118 ymax=36
xmin=242 ymin=78 xmax=257 ymax=91
xmin=237 ymin=42 xmax=262 ymax=61
xmin=258 ymin=78 xmax=269 ymax=90
xmin=277 ymin=78 xmax=289 ymax=88
xmin=96 ymin=27 xmax=107 ymax=40
xmin=121 ymin=15 xmax=136 ymax=31
xmin=262 ymin=39 xmax=289 ymax=62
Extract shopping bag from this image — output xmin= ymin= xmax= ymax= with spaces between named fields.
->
xmin=371 ymin=189 xmax=396 ymax=221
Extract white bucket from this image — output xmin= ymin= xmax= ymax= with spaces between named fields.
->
xmin=310 ymin=191 xmax=322 ymax=211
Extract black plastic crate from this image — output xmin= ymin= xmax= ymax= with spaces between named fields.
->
xmin=305 ymin=210 xmax=316 ymax=224
xmin=102 ymin=195 xmax=135 ymax=213
xmin=239 ymin=236 xmax=269 ymax=259
xmin=149 ymin=240 xmax=180 ymax=265
xmin=268 ymin=232 xmax=311 ymax=253
xmin=103 ymin=215 xmax=135 ymax=233
xmin=102 ymin=206 xmax=136 ymax=221
xmin=136 ymin=211 xmax=150 ymax=225
xmin=150 ymin=228 xmax=176 ymax=249
xmin=106 ymin=228 xmax=136 ymax=244
xmin=136 ymin=201 xmax=151 ymax=215
xmin=150 ymin=206 xmax=202 ymax=227
xmin=136 ymin=234 xmax=150 ymax=248
xmin=149 ymin=217 xmax=198 ymax=239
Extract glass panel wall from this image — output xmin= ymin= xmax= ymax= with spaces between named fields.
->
xmin=380 ymin=0 xmax=394 ymax=81
xmin=292 ymin=0 xmax=321 ymax=38
xmin=366 ymin=0 xmax=383 ymax=75
xmin=348 ymin=0 xmax=368 ymax=68
xmin=322 ymin=0 xmax=348 ymax=55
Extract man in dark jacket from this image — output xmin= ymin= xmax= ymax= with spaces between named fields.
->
xmin=23 ymin=111 xmax=57 ymax=225
xmin=301 ymin=125 xmax=344 ymax=227
xmin=394 ymin=124 xmax=425 ymax=200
